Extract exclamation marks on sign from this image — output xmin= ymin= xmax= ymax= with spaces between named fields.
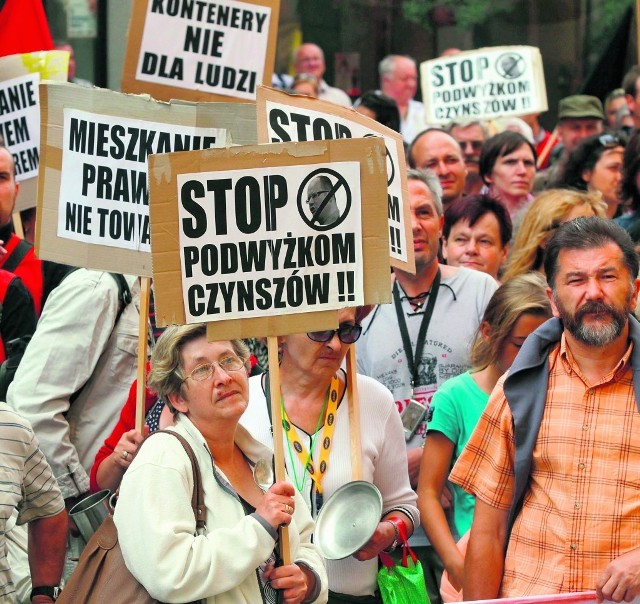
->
xmin=390 ymin=225 xmax=401 ymax=254
xmin=337 ymin=271 xmax=355 ymax=302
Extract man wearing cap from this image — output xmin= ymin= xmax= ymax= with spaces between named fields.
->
xmin=535 ymin=95 xmax=604 ymax=191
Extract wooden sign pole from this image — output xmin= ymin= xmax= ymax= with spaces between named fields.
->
xmin=135 ymin=277 xmax=151 ymax=434
xmin=346 ymin=345 xmax=363 ymax=480
xmin=267 ymin=336 xmax=291 ymax=565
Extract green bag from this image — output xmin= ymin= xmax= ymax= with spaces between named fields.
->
xmin=377 ymin=522 xmax=429 ymax=604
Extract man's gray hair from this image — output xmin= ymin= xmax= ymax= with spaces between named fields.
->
xmin=407 ymin=168 xmax=443 ymax=216
xmin=378 ymin=55 xmax=415 ymax=79
xmin=446 ymin=119 xmax=489 ymax=139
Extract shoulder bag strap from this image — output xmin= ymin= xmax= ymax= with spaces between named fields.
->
xmin=144 ymin=430 xmax=206 ymax=529
xmin=3 ymin=239 xmax=33 ymax=273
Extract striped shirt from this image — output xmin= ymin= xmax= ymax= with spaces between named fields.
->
xmin=0 ymin=402 xmax=64 ymax=601
xmin=450 ymin=335 xmax=640 ymax=596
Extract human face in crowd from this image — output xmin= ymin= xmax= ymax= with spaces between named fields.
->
xmin=582 ymin=146 xmax=624 ymax=219
xmin=281 ymin=307 xmax=356 ymax=379
xmin=606 ymin=96 xmax=628 ymax=130
xmin=495 ymin=313 xmax=549 ymax=372
xmin=382 ymin=57 xmax=418 ymax=106
xmin=294 ymin=44 xmax=325 ymax=81
xmin=557 ymin=118 xmax=603 ymax=154
xmin=485 ymin=143 xmax=535 ymax=205
xmin=549 ymin=243 xmax=639 ymax=347
xmin=443 ymin=212 xmax=507 ymax=280
xmin=0 ymin=148 xmax=19 ymax=228
xmin=449 ymin=124 xmax=485 ymax=177
xmin=625 ymin=77 xmax=640 ymax=126
xmin=410 ymin=131 xmax=467 ymax=208
xmin=170 ymin=338 xmax=249 ymax=429
xmin=408 ymin=178 xmax=443 ymax=271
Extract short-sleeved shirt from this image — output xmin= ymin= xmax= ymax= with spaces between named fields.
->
xmin=0 ymin=402 xmax=64 ymax=602
xmin=428 ymin=370 xmax=489 ymax=536
xmin=450 ymin=335 xmax=640 ymax=596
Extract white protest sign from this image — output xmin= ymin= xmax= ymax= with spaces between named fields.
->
xmin=58 ymin=108 xmax=228 ymax=252
xmin=177 ymin=162 xmax=363 ymax=322
xmin=122 ymin=0 xmax=279 ymax=102
xmin=149 ymin=138 xmax=390 ymax=338
xmin=0 ymin=73 xmax=40 ymax=182
xmin=257 ymin=87 xmax=414 ymax=273
xmin=421 ymin=46 xmax=547 ymax=124
xmin=0 ymin=51 xmax=68 ymax=210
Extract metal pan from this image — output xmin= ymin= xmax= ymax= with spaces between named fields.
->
xmin=314 ymin=481 xmax=383 ymax=560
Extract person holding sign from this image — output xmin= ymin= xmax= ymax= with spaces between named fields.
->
xmin=479 ymin=130 xmax=537 ymax=219
xmin=241 ymin=307 xmax=418 ymax=603
xmin=114 ymin=325 xmax=327 ymax=604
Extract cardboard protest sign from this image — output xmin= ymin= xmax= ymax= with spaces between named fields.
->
xmin=148 ymin=138 xmax=391 ymax=339
xmin=37 ymin=81 xmax=232 ymax=276
xmin=256 ymin=86 xmax=414 ymax=273
xmin=421 ymin=46 xmax=547 ymax=124
xmin=0 ymin=51 xmax=68 ymax=211
xmin=122 ymin=0 xmax=279 ymax=103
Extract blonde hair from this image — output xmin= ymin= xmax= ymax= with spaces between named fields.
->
xmin=148 ymin=324 xmax=249 ymax=402
xmin=470 ymin=273 xmax=552 ymax=371
xmin=502 ymin=189 xmax=606 ymax=282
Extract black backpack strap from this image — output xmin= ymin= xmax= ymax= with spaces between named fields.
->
xmin=3 ymin=239 xmax=33 ymax=273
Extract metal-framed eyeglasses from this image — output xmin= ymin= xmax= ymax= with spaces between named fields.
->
xmin=306 ymin=190 xmax=331 ymax=205
xmin=180 ymin=355 xmax=246 ymax=383
xmin=307 ymin=324 xmax=362 ymax=344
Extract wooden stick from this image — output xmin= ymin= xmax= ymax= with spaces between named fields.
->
xmin=135 ymin=277 xmax=151 ymax=434
xmin=12 ymin=212 xmax=23 ymax=239
xmin=346 ymin=345 xmax=363 ymax=480
xmin=267 ymin=336 xmax=291 ymax=565
xmin=536 ymin=128 xmax=558 ymax=169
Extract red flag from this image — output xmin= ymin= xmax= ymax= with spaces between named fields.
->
xmin=0 ymin=0 xmax=53 ymax=57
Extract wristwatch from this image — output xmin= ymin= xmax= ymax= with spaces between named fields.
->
xmin=30 ymin=585 xmax=61 ymax=601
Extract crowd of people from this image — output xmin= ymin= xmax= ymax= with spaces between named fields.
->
xmin=4 ymin=39 xmax=640 ymax=604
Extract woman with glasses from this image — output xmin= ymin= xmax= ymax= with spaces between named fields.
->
xmin=113 ymin=325 xmax=328 ymax=604
xmin=240 ymin=307 xmax=419 ymax=604
xmin=501 ymin=189 xmax=606 ymax=283
xmin=555 ymin=132 xmax=627 ymax=218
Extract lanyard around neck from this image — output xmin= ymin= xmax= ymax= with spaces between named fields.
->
xmin=281 ymin=374 xmax=340 ymax=495
xmin=392 ymin=269 xmax=441 ymax=394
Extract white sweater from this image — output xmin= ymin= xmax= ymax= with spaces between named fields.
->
xmin=241 ymin=373 xmax=418 ymax=597
xmin=115 ymin=415 xmax=328 ymax=604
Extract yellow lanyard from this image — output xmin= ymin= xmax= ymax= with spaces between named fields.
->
xmin=281 ymin=374 xmax=340 ymax=495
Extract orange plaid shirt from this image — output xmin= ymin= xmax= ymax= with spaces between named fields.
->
xmin=450 ymin=334 xmax=640 ymax=596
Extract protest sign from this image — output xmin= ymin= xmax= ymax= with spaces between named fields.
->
xmin=148 ymin=137 xmax=391 ymax=339
xmin=0 ymin=51 xmax=68 ymax=210
xmin=122 ymin=0 xmax=279 ymax=103
xmin=37 ymin=81 xmax=231 ymax=276
xmin=256 ymin=86 xmax=414 ymax=273
xmin=421 ymin=46 xmax=547 ymax=124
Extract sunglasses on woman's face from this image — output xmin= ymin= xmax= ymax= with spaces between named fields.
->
xmin=307 ymin=324 xmax=362 ymax=344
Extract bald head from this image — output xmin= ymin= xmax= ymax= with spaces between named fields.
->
xmin=0 ymin=146 xmax=19 ymax=227
xmin=294 ymin=43 xmax=326 ymax=81
xmin=408 ymin=129 xmax=467 ymax=208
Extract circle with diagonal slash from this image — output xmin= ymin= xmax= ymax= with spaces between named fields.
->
xmin=364 ymin=133 xmax=395 ymax=186
xmin=297 ymin=168 xmax=352 ymax=231
xmin=495 ymin=53 xmax=526 ymax=80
